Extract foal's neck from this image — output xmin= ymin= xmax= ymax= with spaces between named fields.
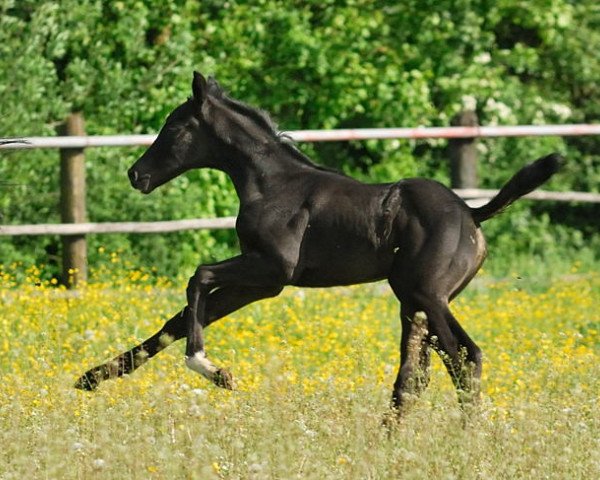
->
xmin=221 ymin=142 xmax=315 ymax=203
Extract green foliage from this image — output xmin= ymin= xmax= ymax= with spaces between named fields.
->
xmin=0 ymin=0 xmax=598 ymax=278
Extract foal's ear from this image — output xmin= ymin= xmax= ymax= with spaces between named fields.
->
xmin=192 ymin=71 xmax=208 ymax=104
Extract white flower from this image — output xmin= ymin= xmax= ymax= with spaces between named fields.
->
xmin=485 ymin=98 xmax=513 ymax=122
xmin=462 ymin=95 xmax=477 ymax=111
xmin=550 ymin=103 xmax=572 ymax=120
xmin=474 ymin=52 xmax=492 ymax=64
xmin=71 ymin=442 xmax=84 ymax=452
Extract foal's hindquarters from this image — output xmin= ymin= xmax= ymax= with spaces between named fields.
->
xmin=386 ymin=179 xmax=487 ymax=410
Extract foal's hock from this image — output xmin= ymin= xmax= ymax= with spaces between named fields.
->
xmin=76 ymin=72 xmax=562 ymax=411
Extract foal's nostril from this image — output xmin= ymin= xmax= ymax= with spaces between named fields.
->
xmin=128 ymin=168 xmax=152 ymax=193
xmin=128 ymin=169 xmax=139 ymax=184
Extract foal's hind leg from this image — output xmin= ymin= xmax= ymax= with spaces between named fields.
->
xmin=388 ymin=236 xmax=484 ymax=409
xmin=75 ymin=286 xmax=281 ymax=390
xmin=441 ymin=307 xmax=483 ymax=402
xmin=390 ymin=290 xmax=482 ymax=409
xmin=416 ymin=298 xmax=483 ymax=405
xmin=390 ymin=303 xmax=431 ymax=410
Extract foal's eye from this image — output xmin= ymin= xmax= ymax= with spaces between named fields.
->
xmin=165 ymin=124 xmax=181 ymax=134
xmin=175 ymin=127 xmax=193 ymax=144
xmin=185 ymin=117 xmax=200 ymax=129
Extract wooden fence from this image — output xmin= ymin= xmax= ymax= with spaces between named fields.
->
xmin=1 ymin=112 xmax=599 ymax=286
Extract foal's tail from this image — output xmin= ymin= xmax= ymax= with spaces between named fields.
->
xmin=470 ymin=153 xmax=563 ymax=224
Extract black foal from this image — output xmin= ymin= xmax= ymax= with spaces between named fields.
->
xmin=76 ymin=72 xmax=561 ymax=411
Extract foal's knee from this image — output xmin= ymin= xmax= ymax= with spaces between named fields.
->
xmin=186 ymin=267 xmax=213 ymax=298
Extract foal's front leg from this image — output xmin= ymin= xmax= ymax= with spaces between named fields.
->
xmin=183 ymin=254 xmax=288 ymax=389
xmin=74 ymin=310 xmax=186 ymax=390
xmin=184 ymin=279 xmax=235 ymax=389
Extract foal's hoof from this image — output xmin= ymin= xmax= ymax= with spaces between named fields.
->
xmin=213 ymin=368 xmax=236 ymax=390
xmin=74 ymin=371 xmax=99 ymax=391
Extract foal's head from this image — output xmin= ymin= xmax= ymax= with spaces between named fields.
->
xmin=128 ymin=72 xmax=218 ymax=194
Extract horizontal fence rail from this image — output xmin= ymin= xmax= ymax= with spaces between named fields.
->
xmin=2 ymin=124 xmax=600 ymax=149
xmin=0 ymin=217 xmax=238 ymax=236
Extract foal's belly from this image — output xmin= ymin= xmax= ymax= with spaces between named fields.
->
xmin=291 ymin=240 xmax=395 ymax=287
xmin=293 ymin=266 xmax=390 ymax=287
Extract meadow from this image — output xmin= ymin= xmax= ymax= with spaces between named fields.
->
xmin=0 ymin=261 xmax=598 ymax=479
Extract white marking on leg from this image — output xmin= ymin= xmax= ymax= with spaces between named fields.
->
xmin=185 ymin=352 xmax=218 ymax=381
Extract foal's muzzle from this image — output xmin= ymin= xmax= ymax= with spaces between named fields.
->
xmin=127 ymin=167 xmax=152 ymax=194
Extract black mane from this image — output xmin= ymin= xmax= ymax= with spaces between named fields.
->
xmin=206 ymin=80 xmax=338 ymax=173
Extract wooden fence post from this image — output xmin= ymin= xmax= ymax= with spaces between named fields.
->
xmin=59 ymin=112 xmax=87 ymax=287
xmin=449 ymin=111 xmax=479 ymax=189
